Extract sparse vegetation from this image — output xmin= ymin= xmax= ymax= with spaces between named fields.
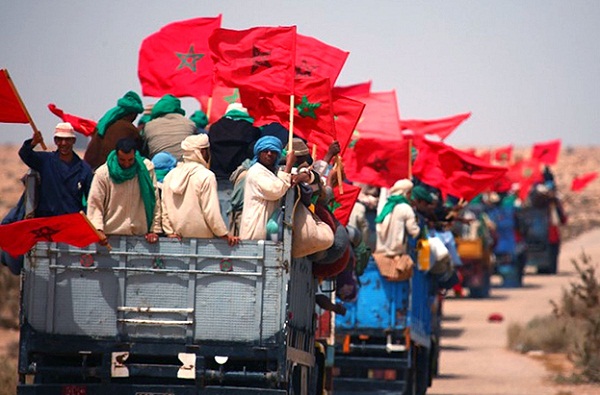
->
xmin=508 ymin=252 xmax=600 ymax=383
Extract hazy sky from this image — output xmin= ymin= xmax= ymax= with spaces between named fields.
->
xmin=1 ymin=0 xmax=599 ymax=148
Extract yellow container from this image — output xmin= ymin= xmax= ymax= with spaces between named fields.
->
xmin=456 ymin=238 xmax=484 ymax=259
xmin=417 ymin=238 xmax=430 ymax=271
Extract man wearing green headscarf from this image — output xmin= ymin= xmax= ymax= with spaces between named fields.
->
xmin=84 ymin=91 xmax=144 ymax=170
xmin=374 ymin=179 xmax=420 ymax=257
xmin=87 ymin=137 xmax=162 ymax=244
xmin=143 ymin=94 xmax=196 ymax=161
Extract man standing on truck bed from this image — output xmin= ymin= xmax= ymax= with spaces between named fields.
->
xmin=161 ymin=134 xmax=239 ymax=246
xmin=2 ymin=122 xmax=94 ymax=275
xmin=239 ymin=135 xmax=295 ymax=240
xmin=87 ymin=137 xmax=162 ymax=244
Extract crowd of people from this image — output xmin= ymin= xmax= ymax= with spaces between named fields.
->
xmin=1 ymin=90 xmax=567 ymax=300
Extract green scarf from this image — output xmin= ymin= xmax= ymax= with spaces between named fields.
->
xmin=150 ymin=94 xmax=186 ymax=120
xmin=190 ymin=110 xmax=208 ymax=129
xmin=106 ymin=150 xmax=156 ymax=232
xmin=225 ymin=109 xmax=254 ymax=124
xmin=375 ymin=194 xmax=409 ymax=224
xmin=96 ymin=91 xmax=143 ymax=137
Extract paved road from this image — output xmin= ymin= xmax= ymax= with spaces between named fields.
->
xmin=428 ymin=229 xmax=600 ymax=395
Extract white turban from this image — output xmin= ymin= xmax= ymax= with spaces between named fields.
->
xmin=181 ymin=134 xmax=210 ymax=166
xmin=389 ymin=179 xmax=413 ymax=196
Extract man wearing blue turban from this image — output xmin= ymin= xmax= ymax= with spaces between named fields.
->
xmin=239 ymin=136 xmax=295 ymax=240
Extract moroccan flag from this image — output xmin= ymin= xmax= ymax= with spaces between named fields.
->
xmin=505 ymin=158 xmax=543 ymax=201
xmin=0 ymin=69 xmax=29 ymax=123
xmin=330 ymin=183 xmax=361 ymax=226
xmin=353 ymin=91 xmax=401 ymax=141
xmin=138 ymin=16 xmax=222 ymax=99
xmin=295 ymin=34 xmax=348 ymax=86
xmin=531 ymin=139 xmax=561 ymax=165
xmin=477 ymin=149 xmax=492 ymax=163
xmin=571 ymin=172 xmax=598 ymax=192
xmin=0 ymin=213 xmax=101 ymax=257
xmin=493 ymin=144 xmax=513 ymax=163
xmin=333 ymin=81 xmax=371 ymax=98
xmin=209 ymin=26 xmax=296 ymax=95
xmin=241 ymin=76 xmax=335 ymax=141
xmin=48 ymin=104 xmax=97 ymax=136
xmin=400 ymin=112 xmax=471 ymax=141
xmin=344 ymin=138 xmax=410 ymax=188
xmin=412 ymin=139 xmax=508 ymax=201
xmin=332 ymin=95 xmax=365 ymax=157
xmin=198 ymin=85 xmax=241 ymax=123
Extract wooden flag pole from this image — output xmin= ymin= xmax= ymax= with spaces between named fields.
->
xmin=206 ymin=96 xmax=213 ymax=125
xmin=335 ymin=155 xmax=344 ymax=194
xmin=288 ymin=95 xmax=295 ymax=150
xmin=79 ymin=211 xmax=112 ymax=252
xmin=408 ymin=139 xmax=413 ymax=179
xmin=3 ymin=70 xmax=47 ymax=150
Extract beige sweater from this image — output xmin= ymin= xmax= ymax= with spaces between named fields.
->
xmin=161 ymin=161 xmax=228 ymax=238
xmin=143 ymin=113 xmax=196 ymax=160
xmin=375 ymin=201 xmax=420 ymax=256
xmin=239 ymin=163 xmax=291 ymax=240
xmin=88 ymin=159 xmax=162 ymax=235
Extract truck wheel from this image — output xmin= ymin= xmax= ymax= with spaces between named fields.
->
xmin=469 ymin=273 xmax=491 ymax=298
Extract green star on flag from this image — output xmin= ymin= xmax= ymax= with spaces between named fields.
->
xmin=176 ymin=44 xmax=204 ymax=72
xmin=224 ymin=88 xmax=240 ymax=104
xmin=296 ymin=95 xmax=321 ymax=119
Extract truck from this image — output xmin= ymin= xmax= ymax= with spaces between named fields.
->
xmin=330 ymin=206 xmax=439 ymax=395
xmin=16 ymin=187 xmax=323 ymax=394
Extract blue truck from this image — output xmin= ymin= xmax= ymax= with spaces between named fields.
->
xmin=16 ymin=187 xmax=324 ymax=394
xmin=331 ymin=205 xmax=440 ymax=395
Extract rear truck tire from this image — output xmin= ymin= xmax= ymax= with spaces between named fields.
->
xmin=468 ymin=271 xmax=491 ymax=298
xmin=404 ymin=344 xmax=429 ymax=395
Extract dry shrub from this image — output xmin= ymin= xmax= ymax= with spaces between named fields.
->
xmin=508 ymin=252 xmax=600 ymax=383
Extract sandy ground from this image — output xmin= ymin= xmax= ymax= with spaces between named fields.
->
xmin=428 ymin=229 xmax=600 ymax=395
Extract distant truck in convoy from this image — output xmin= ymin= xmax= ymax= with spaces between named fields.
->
xmin=16 ymin=186 xmax=323 ymax=394
xmin=331 ymin=206 xmax=440 ymax=395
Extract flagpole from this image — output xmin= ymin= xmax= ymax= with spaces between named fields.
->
xmin=408 ymin=138 xmax=413 ymax=179
xmin=335 ymin=155 xmax=344 ymax=194
xmin=79 ymin=211 xmax=112 ymax=252
xmin=2 ymin=69 xmax=47 ymax=151
xmin=207 ymin=96 xmax=213 ymax=124
xmin=288 ymin=95 xmax=294 ymax=149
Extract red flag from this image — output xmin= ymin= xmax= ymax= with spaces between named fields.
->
xmin=241 ymin=76 xmax=335 ymax=141
xmin=198 ymin=85 xmax=241 ymax=124
xmin=0 ymin=69 xmax=29 ymax=123
xmin=138 ymin=16 xmax=222 ymax=99
xmin=295 ymin=34 xmax=348 ymax=86
xmin=330 ymin=183 xmax=361 ymax=226
xmin=0 ymin=213 xmax=101 ymax=257
xmin=571 ymin=172 xmax=598 ymax=192
xmin=493 ymin=144 xmax=513 ymax=163
xmin=354 ymin=91 xmax=401 ymax=141
xmin=477 ymin=149 xmax=492 ymax=163
xmin=48 ymin=104 xmax=97 ymax=136
xmin=412 ymin=139 xmax=508 ymax=201
xmin=209 ymin=26 xmax=297 ymax=95
xmin=344 ymin=138 xmax=410 ymax=188
xmin=331 ymin=95 xmax=365 ymax=157
xmin=531 ymin=139 xmax=561 ymax=165
xmin=400 ymin=112 xmax=471 ymax=141
xmin=505 ymin=158 xmax=543 ymax=201
xmin=333 ymin=81 xmax=371 ymax=98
